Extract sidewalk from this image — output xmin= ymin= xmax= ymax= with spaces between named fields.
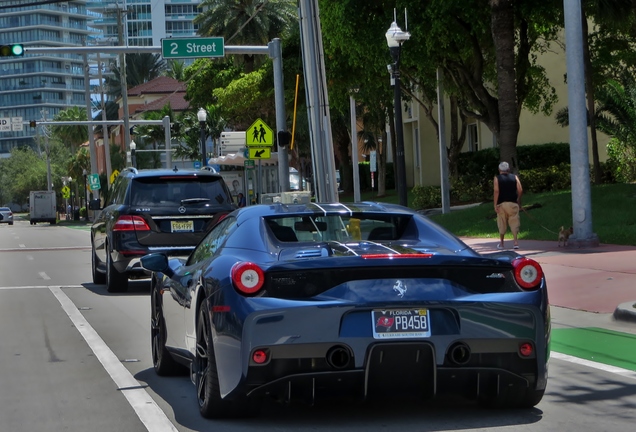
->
xmin=460 ymin=237 xmax=636 ymax=320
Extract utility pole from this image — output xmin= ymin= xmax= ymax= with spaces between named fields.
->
xmin=117 ymin=4 xmax=132 ymax=164
xmin=83 ymin=52 xmax=99 ymax=200
xmin=97 ymin=53 xmax=113 ymax=186
xmin=40 ymin=109 xmax=52 ymax=191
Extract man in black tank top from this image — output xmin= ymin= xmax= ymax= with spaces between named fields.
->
xmin=493 ymin=161 xmax=523 ymax=249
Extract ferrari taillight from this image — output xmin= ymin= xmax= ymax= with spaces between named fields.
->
xmin=512 ymin=257 xmax=543 ymax=290
xmin=231 ymin=262 xmax=264 ymax=295
xmin=113 ymin=215 xmax=150 ymax=231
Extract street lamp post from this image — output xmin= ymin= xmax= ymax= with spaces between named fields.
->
xmin=83 ymin=169 xmax=88 ymax=213
xmin=386 ymin=21 xmax=410 ymax=208
xmin=130 ymin=140 xmax=137 ymax=169
xmin=197 ymin=108 xmax=207 ymax=167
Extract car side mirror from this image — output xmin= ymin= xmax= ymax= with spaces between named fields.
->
xmin=140 ymin=253 xmax=174 ymax=278
xmin=88 ymin=199 xmax=101 ymax=210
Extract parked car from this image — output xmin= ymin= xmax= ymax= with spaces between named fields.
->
xmin=90 ymin=167 xmax=235 ymax=292
xmin=140 ymin=202 xmax=550 ymax=418
xmin=0 ymin=207 xmax=14 ymax=225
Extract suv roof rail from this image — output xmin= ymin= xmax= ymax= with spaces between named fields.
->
xmin=122 ymin=167 xmax=139 ymax=175
xmin=200 ymin=166 xmax=217 ymax=173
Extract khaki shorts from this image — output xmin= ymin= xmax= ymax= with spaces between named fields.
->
xmin=496 ymin=202 xmax=520 ymax=235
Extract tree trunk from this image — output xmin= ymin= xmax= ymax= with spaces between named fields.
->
xmin=490 ymin=0 xmax=519 ymax=171
xmin=581 ymin=8 xmax=602 ymax=184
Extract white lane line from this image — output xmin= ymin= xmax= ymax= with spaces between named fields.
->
xmin=0 ymin=285 xmax=83 ymax=290
xmin=39 ymin=272 xmax=51 ymax=280
xmin=552 ymin=352 xmax=636 ymax=380
xmin=19 ymin=244 xmax=25 ymax=248
xmin=49 ymin=286 xmax=179 ymax=432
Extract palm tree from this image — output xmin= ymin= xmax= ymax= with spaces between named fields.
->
xmin=194 ymin=0 xmax=296 ymax=72
xmin=51 ymin=106 xmax=88 ymax=154
xmin=164 ymin=60 xmax=186 ymax=81
xmin=105 ymin=53 xmax=166 ymax=98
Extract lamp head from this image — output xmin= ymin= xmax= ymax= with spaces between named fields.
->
xmin=385 ymin=21 xmax=410 ymax=48
xmin=197 ymin=107 xmax=207 ymax=122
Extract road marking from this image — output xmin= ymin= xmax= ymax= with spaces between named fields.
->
xmin=49 ymin=286 xmax=179 ymax=432
xmin=0 ymin=246 xmax=90 ymax=252
xmin=39 ymin=272 xmax=51 ymax=280
xmin=19 ymin=244 xmax=25 ymax=248
xmin=0 ymin=285 xmax=84 ymax=290
xmin=27 ymin=255 xmax=33 ymax=260
xmin=552 ymin=352 xmax=636 ymax=380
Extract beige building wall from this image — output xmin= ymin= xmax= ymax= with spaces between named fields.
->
xmin=404 ymin=35 xmax=610 ymax=187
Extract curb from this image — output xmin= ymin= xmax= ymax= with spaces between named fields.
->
xmin=613 ymin=301 xmax=636 ymax=323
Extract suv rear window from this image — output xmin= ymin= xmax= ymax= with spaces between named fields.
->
xmin=130 ymin=176 xmax=232 ymax=206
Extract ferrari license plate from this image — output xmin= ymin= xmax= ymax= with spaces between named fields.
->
xmin=372 ymin=308 xmax=431 ymax=339
xmin=170 ymin=220 xmax=194 ymax=233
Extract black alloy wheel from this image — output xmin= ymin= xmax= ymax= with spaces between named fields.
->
xmin=106 ymin=243 xmax=128 ymax=293
xmin=150 ymin=283 xmax=184 ymax=375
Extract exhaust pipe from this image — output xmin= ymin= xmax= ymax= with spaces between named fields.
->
xmin=447 ymin=342 xmax=471 ymax=366
xmin=326 ymin=346 xmax=352 ymax=370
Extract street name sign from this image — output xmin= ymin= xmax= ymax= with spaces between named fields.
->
xmin=249 ymin=147 xmax=271 ymax=159
xmin=246 ymin=119 xmax=274 ymax=147
xmin=161 ymin=37 xmax=224 ymax=59
xmin=244 ymin=160 xmax=255 ymax=169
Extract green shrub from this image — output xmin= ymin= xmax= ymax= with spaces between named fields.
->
xmin=606 ymin=138 xmax=636 ymax=183
xmin=412 ymin=185 xmax=442 ymax=209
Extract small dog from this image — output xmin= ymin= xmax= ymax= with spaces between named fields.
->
xmin=558 ymin=226 xmax=573 ymax=247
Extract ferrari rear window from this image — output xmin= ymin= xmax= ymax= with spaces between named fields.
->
xmin=265 ymin=214 xmax=413 ymax=243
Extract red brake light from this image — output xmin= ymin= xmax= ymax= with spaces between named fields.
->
xmin=252 ymin=349 xmax=269 ymax=364
xmin=363 ymin=253 xmax=433 ymax=259
xmin=113 ymin=215 xmax=150 ymax=231
xmin=231 ymin=262 xmax=265 ymax=295
xmin=519 ymin=342 xmax=534 ymax=357
xmin=512 ymin=257 xmax=543 ymax=290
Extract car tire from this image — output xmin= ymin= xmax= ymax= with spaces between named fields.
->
xmin=106 ymin=244 xmax=128 ymax=293
xmin=91 ymin=242 xmax=106 ymax=285
xmin=195 ymin=307 xmax=260 ymax=418
xmin=151 ymin=284 xmax=185 ymax=376
xmin=9 ymin=222 xmax=13 ymax=225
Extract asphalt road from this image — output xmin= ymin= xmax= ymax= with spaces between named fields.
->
xmin=1 ymin=219 xmax=636 ymax=431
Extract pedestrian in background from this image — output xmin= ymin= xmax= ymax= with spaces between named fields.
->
xmin=493 ymin=161 xmax=523 ymax=249
xmin=237 ymin=193 xmax=246 ymax=208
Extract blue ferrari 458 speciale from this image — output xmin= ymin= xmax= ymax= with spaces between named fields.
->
xmin=141 ymin=202 xmax=550 ymax=418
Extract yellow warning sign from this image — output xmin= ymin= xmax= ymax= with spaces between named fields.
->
xmin=249 ymin=147 xmax=271 ymax=159
xmin=246 ymin=118 xmax=274 ymax=147
xmin=110 ymin=169 xmax=120 ymax=184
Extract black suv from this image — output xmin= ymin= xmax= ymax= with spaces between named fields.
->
xmin=90 ymin=167 xmax=235 ymax=292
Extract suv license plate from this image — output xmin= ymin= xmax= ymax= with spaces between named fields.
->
xmin=372 ymin=308 xmax=431 ymax=339
xmin=171 ymin=220 xmax=194 ymax=232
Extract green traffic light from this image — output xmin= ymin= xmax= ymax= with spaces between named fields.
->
xmin=11 ymin=44 xmax=23 ymax=56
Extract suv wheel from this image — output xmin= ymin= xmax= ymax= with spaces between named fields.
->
xmin=106 ymin=244 xmax=128 ymax=293
xmin=92 ymin=241 xmax=106 ymax=285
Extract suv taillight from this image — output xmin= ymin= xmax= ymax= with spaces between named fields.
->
xmin=113 ymin=215 xmax=150 ymax=231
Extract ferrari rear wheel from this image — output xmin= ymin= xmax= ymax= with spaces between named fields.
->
xmin=151 ymin=284 xmax=184 ymax=376
xmin=106 ymin=244 xmax=128 ymax=293
xmin=195 ymin=307 xmax=260 ymax=418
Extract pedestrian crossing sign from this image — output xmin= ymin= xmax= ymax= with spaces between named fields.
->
xmin=246 ymin=118 xmax=273 ymax=147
